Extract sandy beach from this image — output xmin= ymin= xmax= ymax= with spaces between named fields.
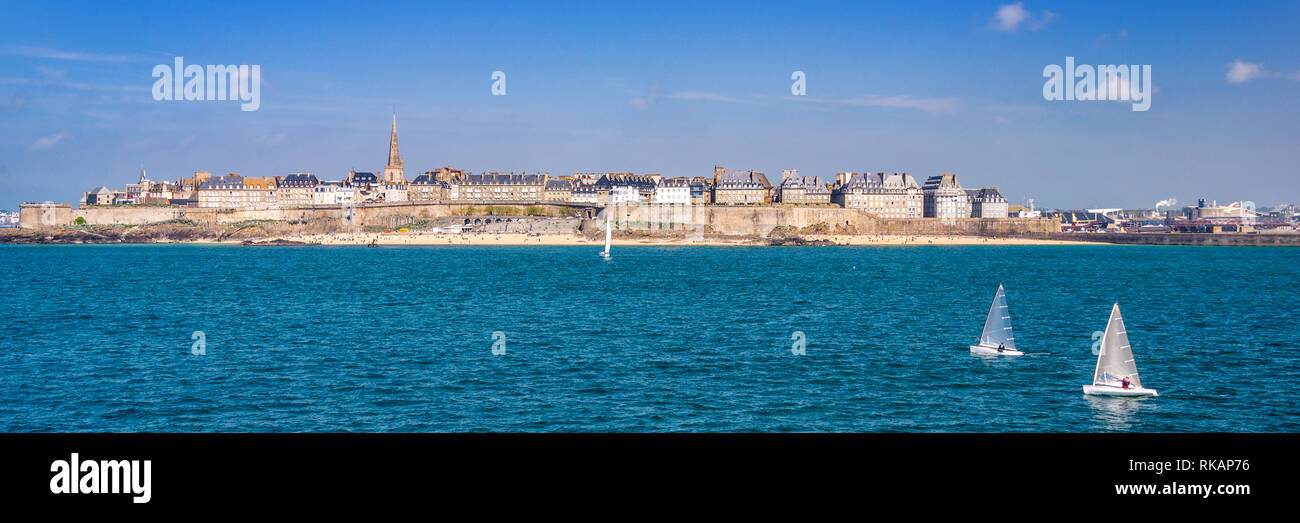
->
xmin=807 ymin=234 xmax=1098 ymax=246
xmin=277 ymin=231 xmax=1099 ymax=246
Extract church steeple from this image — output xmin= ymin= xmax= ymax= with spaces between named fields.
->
xmin=383 ymin=113 xmax=404 ymax=183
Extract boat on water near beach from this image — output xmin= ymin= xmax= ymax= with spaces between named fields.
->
xmin=598 ymin=211 xmax=612 ymax=259
xmin=970 ymin=284 xmax=1024 ymax=356
xmin=1083 ymin=303 xmax=1158 ymax=397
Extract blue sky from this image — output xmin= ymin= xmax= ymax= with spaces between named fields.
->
xmin=1 ymin=0 xmax=1298 ymax=209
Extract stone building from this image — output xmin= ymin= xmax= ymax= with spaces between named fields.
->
xmin=312 ymin=181 xmax=355 ymax=206
xmin=81 ymin=187 xmax=114 ymax=206
xmin=347 ymin=171 xmax=381 ymax=202
xmin=544 ymin=179 xmax=575 ymax=202
xmin=689 ymin=177 xmax=712 ymax=205
xmin=595 ymin=173 xmax=657 ymax=205
xmin=408 ymin=172 xmax=450 ymax=201
xmin=653 ymin=177 xmax=692 ymax=205
xmin=456 ymin=172 xmax=548 ymax=202
xmin=571 ymin=183 xmax=597 ymax=204
xmin=712 ymin=166 xmax=772 ymax=205
xmin=969 ymin=187 xmax=1008 ymax=218
xmin=922 ymin=173 xmax=970 ymax=219
xmin=777 ymin=169 xmax=831 ymax=204
xmin=241 ymin=176 xmax=278 ymax=209
xmin=277 ymin=173 xmax=318 ymax=208
xmin=833 ymin=172 xmax=923 ymax=218
xmin=197 ymin=173 xmax=245 ymax=208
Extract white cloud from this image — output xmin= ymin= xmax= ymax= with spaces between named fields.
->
xmin=1027 ymin=10 xmax=1058 ymax=30
xmin=668 ymin=91 xmax=753 ymax=104
xmin=993 ymin=3 xmax=1028 ymax=31
xmin=29 ymin=130 xmax=67 ymax=151
xmin=1226 ymin=60 xmax=1278 ymax=84
xmin=992 ymin=3 xmax=1055 ymax=32
xmin=3 ymin=45 xmax=128 ymax=62
xmin=841 ymin=94 xmax=959 ymax=114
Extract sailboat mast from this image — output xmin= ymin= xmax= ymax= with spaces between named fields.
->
xmin=604 ymin=211 xmax=612 ymax=253
xmin=1092 ymin=308 xmax=1111 ymax=385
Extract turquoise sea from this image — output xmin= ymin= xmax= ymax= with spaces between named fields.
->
xmin=1 ymin=244 xmax=1296 ymax=432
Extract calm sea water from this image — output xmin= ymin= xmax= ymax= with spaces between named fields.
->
xmin=1 ymin=244 xmax=1296 ymax=432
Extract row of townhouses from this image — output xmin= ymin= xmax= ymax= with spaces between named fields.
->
xmin=77 ymin=115 xmax=1009 ymax=218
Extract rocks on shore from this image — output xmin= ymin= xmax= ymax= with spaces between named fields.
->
xmin=765 ymin=236 xmax=836 ymax=246
xmin=241 ymin=239 xmax=311 ymax=246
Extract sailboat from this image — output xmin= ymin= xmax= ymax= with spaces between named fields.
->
xmin=969 ymin=284 xmax=1024 ymax=356
xmin=598 ymin=211 xmax=612 ymax=259
xmin=1083 ymin=303 xmax=1157 ymax=397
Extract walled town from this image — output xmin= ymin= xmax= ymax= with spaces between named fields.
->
xmin=11 ymin=115 xmax=1298 ymax=246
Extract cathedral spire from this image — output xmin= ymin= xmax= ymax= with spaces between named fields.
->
xmin=387 ymin=113 xmax=402 ymax=169
xmin=383 ymin=113 xmax=404 ymax=184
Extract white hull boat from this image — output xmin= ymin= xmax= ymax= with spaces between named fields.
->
xmin=970 ymin=284 xmax=1023 ymax=356
xmin=970 ymin=344 xmax=1025 ymax=356
xmin=1083 ymin=303 xmax=1158 ymax=398
xmin=598 ymin=211 xmax=612 ymax=259
xmin=1082 ymin=384 xmax=1158 ymax=397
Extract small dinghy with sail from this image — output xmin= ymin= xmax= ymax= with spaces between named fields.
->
xmin=1083 ymin=303 xmax=1158 ymax=397
xmin=598 ymin=211 xmax=612 ymax=259
xmin=970 ymin=284 xmax=1024 ymax=356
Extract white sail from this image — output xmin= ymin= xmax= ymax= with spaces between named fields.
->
xmin=978 ymin=284 xmax=1015 ymax=349
xmin=603 ymin=212 xmax=612 ymax=255
xmin=1092 ymin=303 xmax=1142 ymax=388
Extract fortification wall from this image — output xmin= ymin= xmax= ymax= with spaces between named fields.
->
xmin=22 ymin=201 xmax=1059 ymax=237
xmin=616 ymin=205 xmax=1058 ymax=236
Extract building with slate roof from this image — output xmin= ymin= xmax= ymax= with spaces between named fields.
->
xmin=969 ymin=186 xmax=1008 ymax=218
xmin=455 ymin=172 xmax=548 ymax=201
xmin=922 ymin=173 xmax=970 ymax=219
xmin=277 ymin=173 xmax=319 ymax=207
xmin=831 ymin=172 xmax=922 ymax=218
xmin=712 ymin=166 xmax=772 ymax=205
xmin=777 ymin=169 xmax=831 ymax=204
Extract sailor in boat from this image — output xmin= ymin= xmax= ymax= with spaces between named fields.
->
xmin=1121 ymin=377 xmax=1131 ymax=390
xmin=997 ymin=342 xmax=1005 ymax=353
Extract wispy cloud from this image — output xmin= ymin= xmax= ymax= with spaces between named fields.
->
xmin=1097 ymin=28 xmax=1128 ymax=43
xmin=991 ymin=3 xmax=1056 ymax=32
xmin=29 ymin=130 xmax=68 ymax=151
xmin=629 ymin=85 xmax=659 ymax=111
xmin=841 ymin=94 xmax=959 ymax=114
xmin=3 ymin=45 xmax=129 ymax=62
xmin=627 ymin=88 xmax=759 ymax=110
xmin=0 ymin=76 xmax=144 ymax=92
xmin=1226 ymin=60 xmax=1279 ymax=84
xmin=667 ymin=90 xmax=754 ymax=104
